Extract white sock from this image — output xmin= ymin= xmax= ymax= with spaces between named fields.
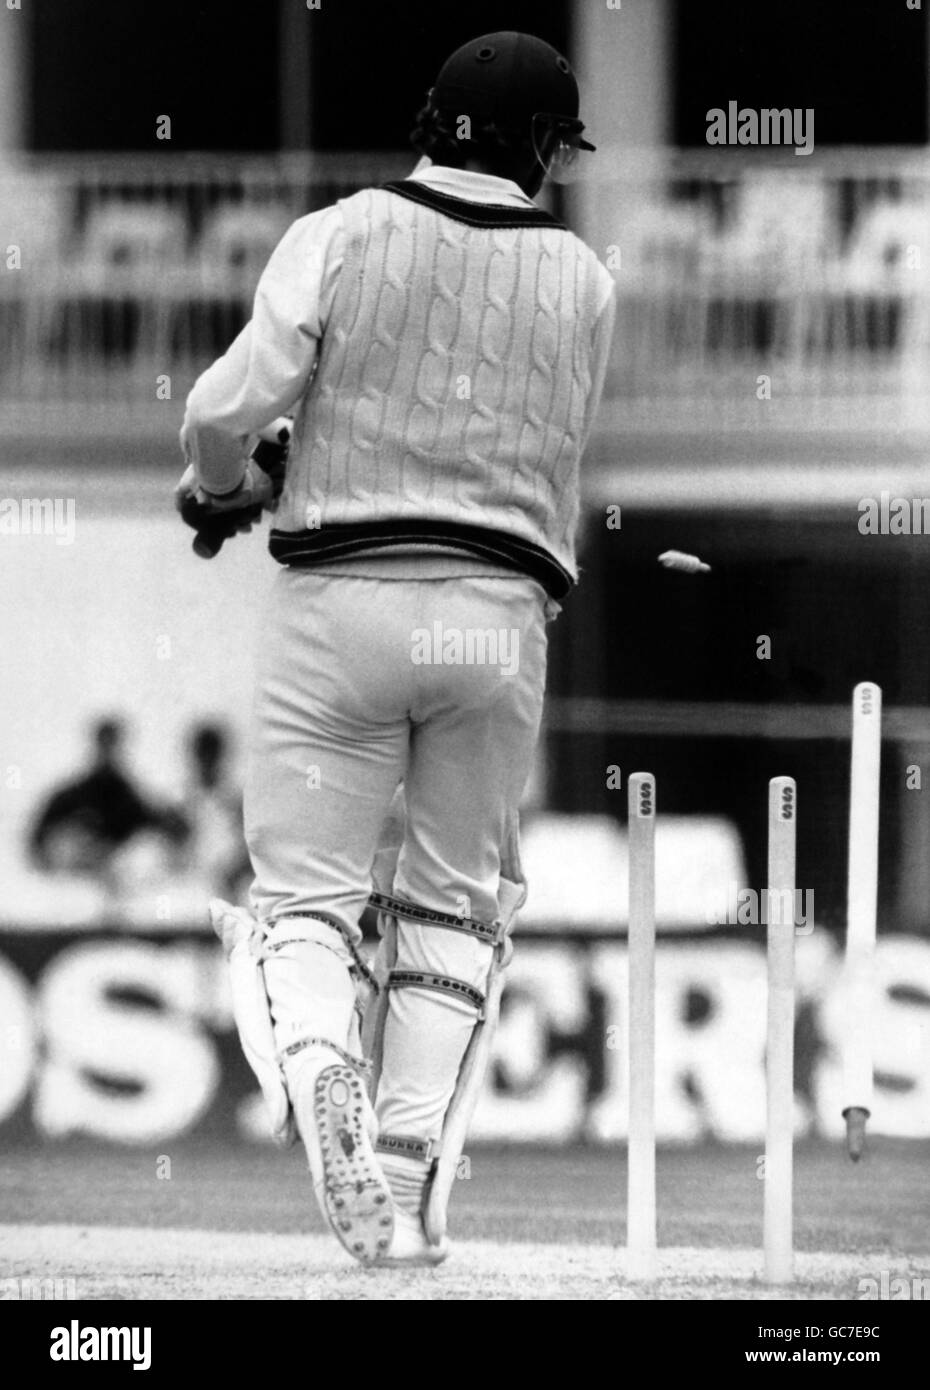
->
xmin=381 ymin=1154 xmax=429 ymax=1215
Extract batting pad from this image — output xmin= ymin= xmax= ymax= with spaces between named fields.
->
xmin=209 ymin=899 xmax=296 ymax=1149
xmin=362 ymin=792 xmax=526 ymax=1245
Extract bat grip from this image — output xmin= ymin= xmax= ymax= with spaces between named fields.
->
xmin=192 ymin=439 xmax=283 ymax=558
xmin=192 ymin=529 xmax=225 ymax=559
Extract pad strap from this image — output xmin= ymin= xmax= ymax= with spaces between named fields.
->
xmin=376 ymin=1132 xmax=438 ymax=1164
xmin=369 ymin=890 xmax=503 ymax=948
xmin=388 ymin=969 xmax=485 ymax=1015
xmin=263 ymin=913 xmax=377 ymax=987
xmin=279 ymin=1035 xmax=372 ymax=1080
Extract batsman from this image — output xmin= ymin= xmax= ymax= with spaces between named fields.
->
xmin=175 ymin=31 xmax=615 ymax=1266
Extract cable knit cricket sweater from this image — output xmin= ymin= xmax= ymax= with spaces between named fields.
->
xmin=270 ymin=179 xmax=611 ymax=599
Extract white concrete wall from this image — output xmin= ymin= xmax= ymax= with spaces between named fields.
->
xmin=574 ymin=0 xmax=672 ymax=154
xmin=571 ymin=0 xmax=673 ymax=261
xmin=0 ymin=3 xmax=26 ymax=156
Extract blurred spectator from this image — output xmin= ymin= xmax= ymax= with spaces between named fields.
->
xmin=181 ymin=722 xmax=251 ymax=902
xmin=28 ymin=717 xmax=188 ymax=879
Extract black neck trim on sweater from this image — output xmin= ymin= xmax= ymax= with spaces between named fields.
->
xmin=268 ymin=518 xmax=573 ymax=600
xmin=379 ymin=179 xmax=568 ymax=232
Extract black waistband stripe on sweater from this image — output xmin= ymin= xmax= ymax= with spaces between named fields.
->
xmin=268 ymin=519 xmax=573 ymax=600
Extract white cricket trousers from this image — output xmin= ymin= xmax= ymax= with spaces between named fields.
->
xmin=245 ymin=567 xmax=550 ymax=937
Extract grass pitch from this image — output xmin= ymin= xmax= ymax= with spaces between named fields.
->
xmin=1 ymin=1140 xmax=927 ymax=1300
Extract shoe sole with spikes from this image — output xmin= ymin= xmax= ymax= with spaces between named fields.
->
xmin=313 ymin=1065 xmax=394 ymax=1265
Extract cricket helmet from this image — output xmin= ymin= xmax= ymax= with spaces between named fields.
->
xmin=427 ymin=31 xmax=595 ymax=178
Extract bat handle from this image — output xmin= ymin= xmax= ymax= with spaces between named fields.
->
xmin=191 ymin=429 xmax=288 ymax=558
xmin=193 ymin=529 xmax=225 ymax=559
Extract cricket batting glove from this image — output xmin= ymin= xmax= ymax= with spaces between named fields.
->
xmin=175 ymin=421 xmax=290 ymax=558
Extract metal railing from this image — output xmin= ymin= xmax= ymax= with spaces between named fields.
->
xmin=2 ymin=148 xmax=930 ymax=441
xmin=0 ymin=152 xmax=411 ymax=438
xmin=579 ymin=149 xmax=930 ymax=435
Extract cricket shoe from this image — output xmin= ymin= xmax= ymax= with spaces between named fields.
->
xmin=370 ymin=1205 xmax=450 ymax=1267
xmin=372 ymin=1151 xmax=450 ymax=1266
xmin=298 ymin=1062 xmax=395 ymax=1265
